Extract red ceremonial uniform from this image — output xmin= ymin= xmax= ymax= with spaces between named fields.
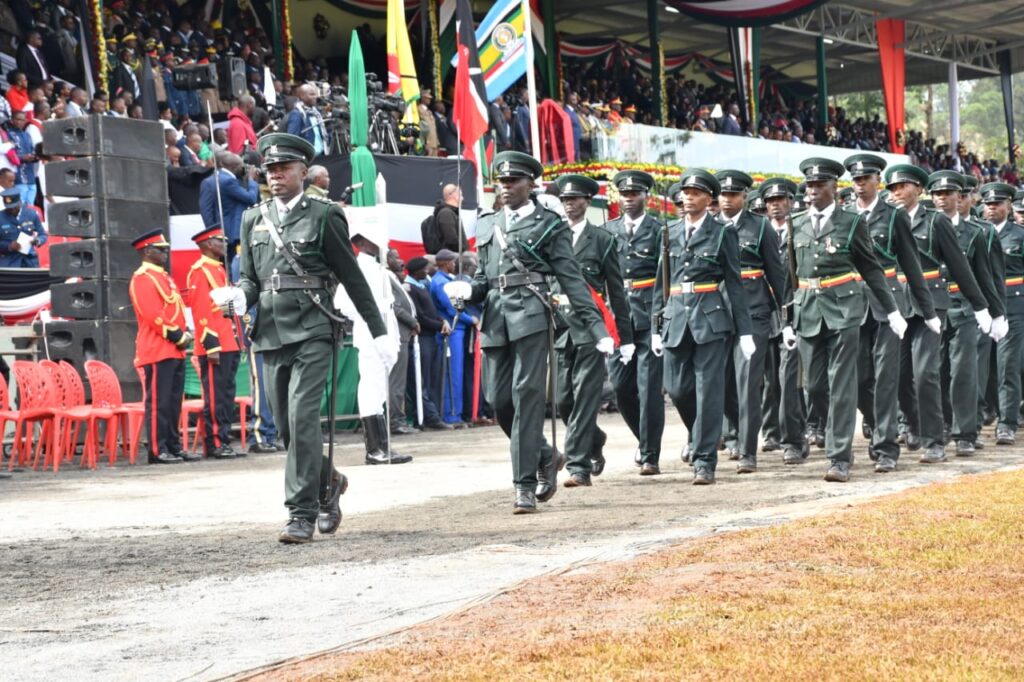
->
xmin=129 ymin=261 xmax=188 ymax=366
xmin=187 ymin=255 xmax=240 ymax=356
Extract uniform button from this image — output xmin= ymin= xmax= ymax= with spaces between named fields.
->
xmin=814 ymin=266 xmax=819 ymax=271
xmin=814 ymin=254 xmax=819 ymax=258
xmin=626 ymin=269 xmax=631 ymax=273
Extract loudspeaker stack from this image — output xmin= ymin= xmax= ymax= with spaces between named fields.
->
xmin=41 ymin=116 xmax=169 ymax=400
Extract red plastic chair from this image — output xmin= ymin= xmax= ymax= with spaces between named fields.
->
xmin=4 ymin=362 xmax=55 ymax=471
xmin=40 ymin=360 xmax=116 ymax=471
xmin=85 ymin=360 xmax=145 ymax=465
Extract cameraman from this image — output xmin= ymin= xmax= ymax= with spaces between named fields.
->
xmin=285 ymin=84 xmax=328 ymax=158
xmin=198 ymin=151 xmax=260 ymax=262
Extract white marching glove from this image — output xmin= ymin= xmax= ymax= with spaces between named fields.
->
xmin=210 ymin=286 xmax=247 ymax=316
xmin=651 ymin=333 xmax=664 ymax=357
xmin=443 ymin=280 xmax=472 ymax=307
xmin=886 ymin=311 xmax=908 ymax=340
xmin=781 ymin=325 xmax=798 ymax=350
xmin=618 ymin=343 xmax=636 ymax=365
xmin=924 ymin=317 xmax=942 ymax=335
xmin=975 ymin=308 xmax=993 ymax=335
xmin=595 ymin=336 xmax=615 ymax=355
xmin=739 ymin=334 xmax=756 ymax=360
xmin=373 ymin=334 xmax=398 ymax=372
xmin=991 ymin=315 xmax=1009 ymax=342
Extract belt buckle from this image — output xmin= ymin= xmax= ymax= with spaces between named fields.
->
xmin=624 ymin=279 xmax=635 ymax=291
xmin=497 ymin=273 xmax=508 ymax=290
xmin=269 ymin=273 xmax=281 ymax=292
xmin=808 ymin=277 xmax=821 ymax=290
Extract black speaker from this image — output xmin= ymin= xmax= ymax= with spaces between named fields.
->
xmin=41 ymin=116 xmax=166 ymax=162
xmin=172 ymin=63 xmax=217 ymax=91
xmin=218 ymin=57 xmax=246 ymax=101
xmin=44 ymin=157 xmax=168 ymax=201
xmin=38 ymin=319 xmax=140 ymax=401
xmin=47 ymin=198 xmax=168 ymax=239
xmin=50 ymin=280 xmax=133 ymax=320
xmin=49 ymin=239 xmax=139 ymax=280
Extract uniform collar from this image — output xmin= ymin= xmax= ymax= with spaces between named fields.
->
xmin=995 ymin=220 xmax=1007 ymax=233
xmin=137 ymin=261 xmax=167 ymax=274
xmin=200 ymin=254 xmax=223 ymax=267
xmin=906 ymin=203 xmax=920 ymax=222
xmin=855 ymin=195 xmax=879 ymax=215
xmin=721 ymin=209 xmax=743 ymax=225
xmin=685 ymin=211 xmax=708 ymax=231
xmin=809 ymin=202 xmax=836 ymax=223
xmin=275 ymin=192 xmax=304 ymax=215
xmin=504 ymin=200 xmax=535 ymax=224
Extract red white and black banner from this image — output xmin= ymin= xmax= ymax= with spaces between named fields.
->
xmin=665 ymin=0 xmax=828 ymax=27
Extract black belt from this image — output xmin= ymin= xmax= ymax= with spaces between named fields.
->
xmin=261 ymin=274 xmax=325 ymax=292
xmin=489 ymin=272 xmax=546 ymax=291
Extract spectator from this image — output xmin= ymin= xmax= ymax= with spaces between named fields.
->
xmin=721 ymin=103 xmax=742 ymax=135
xmin=430 ymin=249 xmax=477 ymax=426
xmin=16 ymin=30 xmax=52 ymax=87
xmin=110 ymin=47 xmax=141 ymax=101
xmin=5 ymin=71 xmax=31 ymax=117
xmin=108 ymin=96 xmax=128 ymax=117
xmin=54 ymin=15 xmax=79 ymax=84
xmin=404 ymin=255 xmax=452 ymax=431
xmin=419 ymin=87 xmax=438 ymax=156
xmin=423 ymin=183 xmax=467 ymax=255
xmin=4 ymin=110 xmax=37 ymax=207
xmin=387 ymin=247 xmax=419 ymax=435
xmin=198 ymin=152 xmax=259 ymax=257
xmin=488 ymin=93 xmax=511 ymax=153
xmin=0 ymin=187 xmax=47 ymax=267
xmin=88 ymin=97 xmax=107 ymax=115
xmin=65 ymin=87 xmax=87 ymax=117
xmin=432 ymin=100 xmax=458 ymax=155
xmin=564 ymin=91 xmax=582 ymax=161
xmin=180 ymin=132 xmax=205 ymax=167
xmin=285 ymin=83 xmax=328 ymax=157
xmin=305 ymin=164 xmax=330 ymax=199
xmin=166 ymin=145 xmax=181 ymax=167
xmin=226 ymin=94 xmax=257 ymax=154
xmin=0 ymin=169 xmax=15 ymax=190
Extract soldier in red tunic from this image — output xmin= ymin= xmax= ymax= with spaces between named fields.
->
xmin=187 ymin=225 xmax=242 ymax=459
xmin=129 ymin=229 xmax=199 ymax=464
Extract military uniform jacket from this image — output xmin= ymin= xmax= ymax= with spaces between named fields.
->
xmin=846 ymin=200 xmax=936 ymax=320
xmin=726 ymin=210 xmax=786 ymax=320
xmin=945 ymin=214 xmax=1003 ymax=318
xmin=604 ymin=213 xmax=661 ymax=332
xmin=909 ymin=207 xmax=987 ymax=313
xmin=996 ymin=220 xmax=1024 ymax=317
xmin=129 ymin=262 xmax=188 ymax=366
xmin=187 ymin=255 xmax=241 ymax=356
xmin=238 ymin=195 xmax=386 ymax=352
xmin=789 ymin=205 xmax=897 ymax=336
xmin=469 ymin=202 xmax=606 ymax=348
xmin=0 ymin=208 xmax=47 ymax=267
xmin=652 ymin=212 xmax=752 ymax=346
xmin=552 ymin=221 xmax=633 ymax=349
xmin=973 ymin=218 xmax=1007 ymax=316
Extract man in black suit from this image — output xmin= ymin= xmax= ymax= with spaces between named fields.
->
xmin=16 ymin=31 xmax=52 ymax=87
xmin=489 ymin=95 xmax=511 ymax=153
xmin=404 ymin=256 xmax=454 ymax=430
xmin=387 ymin=248 xmax=420 ymax=435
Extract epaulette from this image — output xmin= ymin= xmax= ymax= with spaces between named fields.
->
xmin=307 ymin=195 xmax=333 ymax=205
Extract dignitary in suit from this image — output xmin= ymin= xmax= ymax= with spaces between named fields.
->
xmin=551 ymin=174 xmax=633 ymax=487
xmin=604 ymin=170 xmax=662 ymax=473
xmin=652 ymin=169 xmax=752 ymax=484
xmin=387 ymin=247 xmax=420 ymax=435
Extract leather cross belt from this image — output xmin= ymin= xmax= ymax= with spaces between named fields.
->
xmin=489 ymin=271 xmax=546 ymax=290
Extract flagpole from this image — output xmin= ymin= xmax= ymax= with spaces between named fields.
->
xmin=522 ymin=0 xmax=541 ymax=159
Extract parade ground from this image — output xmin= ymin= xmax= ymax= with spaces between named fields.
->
xmin=2 ymin=410 xmax=1023 ymax=681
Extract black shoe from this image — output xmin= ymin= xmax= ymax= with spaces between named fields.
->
xmin=735 ymin=456 xmax=757 ymax=474
xmin=536 ymin=449 xmax=565 ymax=503
xmin=639 ymin=462 xmax=661 ymax=476
xmin=177 ymin=450 xmax=203 ymax=462
xmin=862 ymin=423 xmax=873 ymax=440
xmin=317 ymin=472 xmax=348 ymax=535
xmin=634 ymin=448 xmax=643 ymax=467
xmin=232 ymin=445 xmax=247 ymax=458
xmin=513 ymin=489 xmax=537 ymax=514
xmin=450 ymin=421 xmax=469 ymax=430
xmin=365 ymin=450 xmax=413 ymax=465
xmin=813 ymin=432 xmax=825 ymax=448
xmin=762 ymin=438 xmax=781 ymax=453
xmin=149 ymin=451 xmax=183 ymax=464
xmin=363 ymin=416 xmax=413 ymax=464
xmin=983 ymin=411 xmax=997 ymax=427
xmin=919 ymin=445 xmax=947 ymax=464
xmin=874 ymin=456 xmax=897 ymax=473
xmin=824 ymin=461 xmax=851 ymax=482
xmin=680 ymin=444 xmax=692 ymax=464
xmin=867 ymin=444 xmax=879 ymax=462
xmin=726 ymin=447 xmax=740 ymax=461
xmin=211 ymin=446 xmax=235 ymax=460
xmin=973 ymin=438 xmax=985 ymax=451
xmin=896 ymin=432 xmax=907 ymax=445
xmin=995 ymin=428 xmax=1015 ymax=445
xmin=564 ymin=472 xmax=592 ymax=487
xmin=423 ymin=420 xmax=454 ymax=431
xmin=248 ymin=442 xmax=278 ymax=454
xmin=692 ymin=465 xmax=716 ymax=485
xmin=0 ymin=471 xmax=11 ymax=479
xmin=391 ymin=424 xmax=421 ymax=435
xmin=275 ymin=442 xmax=287 ymax=452
xmin=954 ymin=440 xmax=975 ymax=457
xmin=278 ymin=517 xmax=314 ymax=543
xmin=906 ymin=433 xmax=922 ymax=451
xmin=782 ymin=443 xmax=807 ymax=465
xmin=589 ymin=431 xmax=607 ymax=477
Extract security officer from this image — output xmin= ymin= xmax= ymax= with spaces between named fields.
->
xmin=551 ymin=174 xmax=633 ymax=487
xmin=758 ymin=177 xmax=809 ymax=464
xmin=652 ymin=169 xmax=753 ymax=484
xmin=844 ymin=154 xmax=938 ymax=473
xmin=221 ymin=132 xmax=390 ymax=544
xmin=714 ymin=170 xmax=786 ymax=473
xmin=980 ymin=182 xmax=1024 ymax=445
xmin=604 ymin=170 xmax=664 ymax=473
xmin=187 ymin=225 xmax=241 ymax=460
xmin=929 ymin=170 xmax=1004 ymax=458
xmin=449 ymin=151 xmax=612 ymax=513
xmin=0 ymin=188 xmax=47 ymax=267
xmin=888 ymin=165 xmax=992 ymax=463
xmin=781 ymin=157 xmax=903 ymax=483
xmin=129 ymin=229 xmax=199 ymax=464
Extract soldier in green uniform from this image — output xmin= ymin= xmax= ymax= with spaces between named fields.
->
xmin=844 ymin=154 xmax=939 ymax=473
xmin=714 ymin=170 xmax=786 ymax=473
xmin=220 ymin=133 xmax=390 ymax=544
xmin=1013 ymin=191 xmax=1024 ymax=224
xmin=927 ymin=170 xmax=1002 ymax=458
xmin=605 ymin=171 xmax=665 ymax=474
xmin=888 ymin=165 xmax=993 ymax=463
xmin=551 ymin=174 xmax=634 ymax=487
xmin=781 ymin=157 xmax=904 ymax=482
xmin=452 ymin=152 xmax=612 ymax=513
xmin=980 ymin=182 xmax=1024 ymax=444
xmin=652 ymin=169 xmax=753 ymax=485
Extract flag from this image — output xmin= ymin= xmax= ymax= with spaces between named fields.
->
xmin=386 ymin=0 xmax=420 ymax=126
xmin=453 ymin=0 xmax=488 ymax=169
xmin=348 ymin=30 xmax=377 ymax=209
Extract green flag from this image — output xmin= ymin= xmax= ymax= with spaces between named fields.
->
xmin=348 ymin=30 xmax=376 ymax=208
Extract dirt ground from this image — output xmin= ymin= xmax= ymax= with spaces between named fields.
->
xmin=1 ymin=409 xmax=1020 ymax=681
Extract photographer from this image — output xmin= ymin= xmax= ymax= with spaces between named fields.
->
xmin=285 ymin=84 xmax=328 ymax=158
xmin=198 ymin=151 xmax=260 ymax=260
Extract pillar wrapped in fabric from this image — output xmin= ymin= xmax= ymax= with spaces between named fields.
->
xmin=875 ymin=19 xmax=906 ymax=154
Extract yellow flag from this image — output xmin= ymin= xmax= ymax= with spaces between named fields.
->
xmin=386 ymin=0 xmax=420 ymax=126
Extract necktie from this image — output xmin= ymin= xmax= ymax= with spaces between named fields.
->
xmin=279 ymin=204 xmax=289 ymax=216
xmin=625 ymin=220 xmax=634 ymax=236
xmin=509 ymin=212 xmax=519 ymax=227
xmin=812 ymin=213 xmax=822 ymax=236
xmin=686 ymin=225 xmax=695 ymax=243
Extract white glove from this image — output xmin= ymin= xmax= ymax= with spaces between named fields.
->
xmin=443 ymin=280 xmax=472 ymax=303
xmin=991 ymin=315 xmax=1009 ymax=342
xmin=781 ymin=325 xmax=797 ymax=350
xmin=210 ymin=286 xmax=247 ymax=316
xmin=975 ymin=308 xmax=993 ymax=335
xmin=925 ymin=317 xmax=942 ymax=335
xmin=886 ymin=311 xmax=908 ymax=340
xmin=595 ymin=336 xmax=615 ymax=355
xmin=618 ymin=343 xmax=636 ymax=365
xmin=651 ymin=333 xmax=664 ymax=357
xmin=738 ymin=335 xmax=756 ymax=360
xmin=373 ymin=334 xmax=398 ymax=372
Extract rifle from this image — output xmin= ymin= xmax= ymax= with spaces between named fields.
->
xmin=657 ymin=184 xmax=672 ymax=333
xmin=783 ymin=211 xmax=798 ymax=326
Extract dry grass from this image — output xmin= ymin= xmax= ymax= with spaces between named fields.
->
xmin=256 ymin=469 xmax=1024 ymax=681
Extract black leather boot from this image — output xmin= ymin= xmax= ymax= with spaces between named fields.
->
xmin=364 ymin=416 xmax=413 ymax=465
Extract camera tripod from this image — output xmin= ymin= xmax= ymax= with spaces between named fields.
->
xmin=368 ymin=109 xmax=401 ymax=155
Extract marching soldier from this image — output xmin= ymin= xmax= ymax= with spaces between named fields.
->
xmin=1013 ymin=191 xmax=1024 ymax=224
xmin=714 ymin=170 xmax=786 ymax=473
xmin=552 ymin=174 xmax=633 ymax=487
xmin=446 ymin=151 xmax=612 ymax=513
xmin=604 ymin=170 xmax=663 ymax=474
xmin=129 ymin=229 xmax=199 ymax=464
xmin=187 ymin=225 xmax=241 ymax=460
xmin=759 ymin=177 xmax=809 ymax=464
xmin=844 ymin=154 xmax=938 ymax=473
xmin=781 ymin=157 xmax=904 ymax=482
xmin=980 ymin=182 xmax=1024 ymax=445
xmin=928 ymin=170 xmax=1005 ymax=458
xmin=216 ymin=132 xmax=391 ymax=543
xmin=652 ymin=169 xmax=752 ymax=484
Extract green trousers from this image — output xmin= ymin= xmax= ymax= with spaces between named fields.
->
xmin=556 ymin=338 xmax=606 ymax=475
xmin=898 ymin=314 xmax=946 ymax=449
xmin=941 ymin=308 xmax=979 ymax=442
xmin=798 ymin=325 xmax=860 ymax=463
xmin=996 ymin=316 xmax=1024 ymax=433
xmin=762 ymin=335 xmax=806 ymax=449
xmin=608 ymin=326 xmax=664 ymax=462
xmin=858 ymin=317 xmax=902 ymax=460
xmin=664 ymin=331 xmax=728 ymax=469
